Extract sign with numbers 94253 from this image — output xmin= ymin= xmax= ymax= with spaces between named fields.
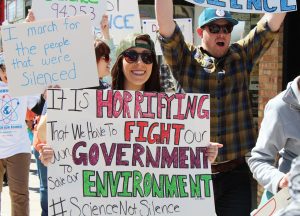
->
xmin=32 ymin=0 xmax=106 ymax=28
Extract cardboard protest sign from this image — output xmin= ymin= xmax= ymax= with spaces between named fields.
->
xmin=252 ymin=188 xmax=291 ymax=216
xmin=47 ymin=89 xmax=215 ymax=216
xmin=185 ymin=0 xmax=297 ymax=13
xmin=32 ymin=0 xmax=106 ymax=28
xmin=142 ymin=19 xmax=193 ymax=56
xmin=1 ymin=16 xmax=98 ymax=97
xmin=104 ymin=0 xmax=141 ymax=45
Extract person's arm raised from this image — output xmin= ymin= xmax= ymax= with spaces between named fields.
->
xmin=155 ymin=0 xmax=176 ymax=37
xmin=260 ymin=13 xmax=286 ymax=32
xmin=100 ymin=14 xmax=110 ymax=40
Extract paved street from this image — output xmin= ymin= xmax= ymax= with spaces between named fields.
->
xmin=1 ymin=154 xmax=42 ymax=216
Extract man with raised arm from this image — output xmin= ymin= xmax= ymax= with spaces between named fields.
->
xmin=155 ymin=1 xmax=286 ymax=215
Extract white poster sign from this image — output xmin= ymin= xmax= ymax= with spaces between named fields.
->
xmin=185 ymin=0 xmax=297 ymax=13
xmin=32 ymin=0 xmax=106 ymax=28
xmin=252 ymin=188 xmax=291 ymax=216
xmin=104 ymin=0 xmax=141 ymax=45
xmin=1 ymin=16 xmax=98 ymax=97
xmin=47 ymin=89 xmax=215 ymax=216
xmin=142 ymin=18 xmax=193 ymax=56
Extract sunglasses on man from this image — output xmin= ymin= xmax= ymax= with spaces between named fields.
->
xmin=204 ymin=23 xmax=233 ymax=34
xmin=123 ymin=50 xmax=154 ymax=64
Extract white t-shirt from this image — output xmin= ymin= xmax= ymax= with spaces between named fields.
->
xmin=0 ymin=81 xmax=40 ymax=158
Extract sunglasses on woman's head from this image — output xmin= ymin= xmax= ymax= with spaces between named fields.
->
xmin=100 ymin=54 xmax=110 ymax=63
xmin=123 ymin=50 xmax=154 ymax=64
xmin=204 ymin=23 xmax=233 ymax=34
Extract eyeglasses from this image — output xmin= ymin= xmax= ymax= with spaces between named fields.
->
xmin=123 ymin=50 xmax=154 ymax=64
xmin=204 ymin=24 xmax=233 ymax=34
xmin=100 ymin=54 xmax=110 ymax=63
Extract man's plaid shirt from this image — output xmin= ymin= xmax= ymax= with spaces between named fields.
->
xmin=160 ymin=64 xmax=184 ymax=93
xmin=158 ymin=21 xmax=278 ymax=162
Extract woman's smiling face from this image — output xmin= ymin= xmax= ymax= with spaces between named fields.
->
xmin=122 ymin=42 xmax=153 ymax=91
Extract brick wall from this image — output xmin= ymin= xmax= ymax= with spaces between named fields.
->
xmin=258 ymin=27 xmax=284 ymax=124
xmin=255 ymin=25 xmax=284 ymax=205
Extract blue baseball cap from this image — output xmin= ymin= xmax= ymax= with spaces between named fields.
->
xmin=198 ymin=8 xmax=238 ymax=28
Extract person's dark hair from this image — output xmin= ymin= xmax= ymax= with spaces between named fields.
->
xmin=111 ymin=34 xmax=161 ymax=92
xmin=94 ymin=39 xmax=110 ymax=62
xmin=0 ymin=64 xmax=5 ymax=79
xmin=0 ymin=64 xmax=5 ymax=70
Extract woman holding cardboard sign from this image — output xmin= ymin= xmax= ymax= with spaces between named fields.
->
xmin=25 ymin=10 xmax=114 ymax=216
xmin=40 ymin=33 xmax=222 ymax=165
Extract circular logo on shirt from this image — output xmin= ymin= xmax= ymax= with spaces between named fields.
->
xmin=216 ymin=10 xmax=225 ymax=17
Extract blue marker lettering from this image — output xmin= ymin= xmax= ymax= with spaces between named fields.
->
xmin=37 ymin=73 xmax=46 ymax=85
xmin=110 ymin=14 xmax=135 ymax=29
xmin=207 ymin=0 xmax=226 ymax=7
xmin=27 ymin=21 xmax=57 ymax=36
xmin=247 ymin=0 xmax=262 ymax=10
xmin=231 ymin=0 xmax=242 ymax=9
xmin=193 ymin=0 xmax=205 ymax=3
xmin=2 ymin=27 xmax=17 ymax=41
xmin=60 ymin=70 xmax=68 ymax=80
xmin=15 ymin=42 xmax=37 ymax=56
xmin=112 ymin=15 xmax=123 ymax=29
xmin=64 ymin=18 xmax=80 ymax=30
xmin=21 ymin=72 xmax=31 ymax=86
xmin=124 ymin=14 xmax=134 ymax=29
xmin=12 ymin=56 xmax=34 ymax=70
xmin=51 ymin=72 xmax=59 ymax=82
xmin=263 ymin=0 xmax=277 ymax=12
xmin=41 ymin=54 xmax=71 ymax=66
xmin=21 ymin=63 xmax=76 ymax=86
xmin=43 ymin=37 xmax=70 ymax=56
xmin=280 ymin=0 xmax=297 ymax=11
